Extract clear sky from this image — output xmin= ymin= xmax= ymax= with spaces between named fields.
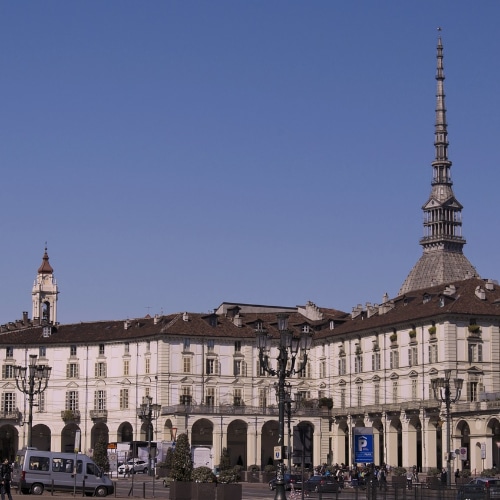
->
xmin=1 ymin=1 xmax=499 ymax=325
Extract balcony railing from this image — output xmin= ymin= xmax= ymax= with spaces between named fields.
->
xmin=0 ymin=408 xmax=21 ymax=420
xmin=162 ymin=404 xmax=332 ymax=417
xmin=90 ymin=409 xmax=108 ymax=420
xmin=61 ymin=409 xmax=81 ymax=422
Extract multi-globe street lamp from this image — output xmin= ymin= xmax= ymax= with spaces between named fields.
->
xmin=431 ymin=369 xmax=463 ymax=487
xmin=256 ymin=314 xmax=312 ymax=500
xmin=137 ymin=396 xmax=161 ymax=476
xmin=14 ymin=354 xmax=52 ymax=448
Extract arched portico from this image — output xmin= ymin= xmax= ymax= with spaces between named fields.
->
xmin=31 ymin=424 xmax=51 ymax=451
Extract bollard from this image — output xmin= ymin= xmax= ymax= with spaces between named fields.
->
xmin=143 ymin=481 xmax=146 ymax=498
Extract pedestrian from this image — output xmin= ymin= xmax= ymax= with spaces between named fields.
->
xmin=441 ymin=468 xmax=447 ymax=486
xmin=455 ymin=469 xmax=460 ymax=484
xmin=124 ymin=464 xmax=130 ymax=478
xmin=1 ymin=458 xmax=13 ymax=500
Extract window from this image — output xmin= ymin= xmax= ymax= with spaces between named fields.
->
xmin=372 ymin=352 xmax=381 ymax=371
xmin=39 ymin=346 xmax=46 ymax=358
xmin=354 ymin=354 xmax=363 ymax=373
xmin=124 ymin=342 xmax=129 ymax=354
xmin=183 ymin=338 xmax=191 ymax=351
xmin=95 ymin=362 xmax=106 ymax=378
xmin=5 ymin=347 xmax=13 ymax=359
xmin=145 ymin=358 xmax=150 ymax=374
xmin=180 ymin=387 xmax=192 ymax=405
xmin=390 ymin=350 xmax=399 ymax=369
xmin=37 ymin=392 xmax=45 ymax=412
xmin=259 ymin=388 xmax=267 ymax=408
xmin=120 ymin=389 xmax=129 ymax=410
xmin=319 ymin=360 xmax=326 ymax=379
xmin=2 ymin=365 xmax=15 ymax=379
xmin=205 ymin=387 xmax=215 ymax=406
xmin=412 ymin=379 xmax=418 ymax=400
xmin=297 ymin=360 xmax=310 ymax=378
xmin=392 ymin=381 xmax=398 ymax=403
xmin=98 ymin=344 xmax=105 ymax=356
xmin=233 ymin=388 xmax=242 ymax=406
xmin=467 ymin=381 xmax=478 ymax=402
xmin=206 ymin=358 xmax=217 ymax=375
xmin=123 ymin=360 xmax=130 ymax=376
xmin=207 ymin=339 xmax=214 ymax=352
xmin=340 ymin=388 xmax=346 ymax=409
xmin=234 ymin=341 xmax=242 ymax=352
xmin=66 ymin=391 xmax=79 ymax=411
xmin=70 ymin=345 xmax=77 ymax=357
xmin=66 ymin=363 xmax=79 ymax=379
xmin=183 ymin=357 xmax=191 ymax=374
xmin=468 ymin=344 xmax=483 ymax=363
xmin=429 ymin=344 xmax=438 ymax=364
xmin=94 ymin=390 xmax=106 ymax=411
xmin=338 ymin=357 xmax=346 ymax=376
xmin=233 ymin=360 xmax=246 ymax=377
xmin=408 ymin=347 xmax=418 ymax=367
xmin=357 ymin=385 xmax=362 ymax=407
xmin=374 ymin=384 xmax=380 ymax=405
xmin=257 ymin=360 xmax=266 ymax=376
xmin=1 ymin=392 xmax=16 ymax=413
xmin=146 ymin=341 xmax=151 ymax=352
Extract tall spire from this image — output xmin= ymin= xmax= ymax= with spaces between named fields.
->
xmin=399 ymin=32 xmax=479 ymax=295
xmin=32 ymin=246 xmax=59 ymax=324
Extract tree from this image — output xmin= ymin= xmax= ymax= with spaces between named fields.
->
xmin=170 ymin=432 xmax=192 ymax=481
xmin=93 ymin=436 xmax=109 ymax=472
xmin=219 ymin=447 xmax=231 ymax=471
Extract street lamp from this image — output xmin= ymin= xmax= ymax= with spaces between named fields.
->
xmin=274 ymin=382 xmax=297 ymax=473
xmin=137 ymin=396 xmax=161 ymax=476
xmin=431 ymin=369 xmax=463 ymax=487
xmin=256 ymin=314 xmax=313 ymax=500
xmin=14 ymin=354 xmax=51 ymax=448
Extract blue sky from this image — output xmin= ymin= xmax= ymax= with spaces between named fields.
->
xmin=1 ymin=1 xmax=499 ymax=324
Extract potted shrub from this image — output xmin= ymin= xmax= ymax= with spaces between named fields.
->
xmin=319 ymin=397 xmax=334 ymax=410
xmin=428 ymin=325 xmax=437 ymax=335
xmin=217 ymin=467 xmax=242 ymax=500
xmin=169 ymin=433 xmax=193 ymax=500
xmin=391 ymin=467 xmax=407 ymax=488
xmin=261 ymin=464 xmax=276 ymax=484
xmin=191 ymin=466 xmax=216 ymax=500
xmin=390 ymin=333 xmax=398 ymax=343
xmin=247 ymin=464 xmax=260 ymax=483
xmin=426 ymin=467 xmax=442 ymax=489
xmin=468 ymin=324 xmax=481 ymax=334
xmin=409 ymin=329 xmax=417 ymax=339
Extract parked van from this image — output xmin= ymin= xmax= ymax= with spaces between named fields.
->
xmin=12 ymin=448 xmax=114 ymax=496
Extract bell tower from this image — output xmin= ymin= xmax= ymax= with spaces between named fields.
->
xmin=32 ymin=247 xmax=59 ymax=324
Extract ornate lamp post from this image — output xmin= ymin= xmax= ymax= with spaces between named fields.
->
xmin=137 ymin=396 xmax=161 ymax=476
xmin=14 ymin=354 xmax=51 ymax=448
xmin=256 ymin=314 xmax=312 ymax=500
xmin=274 ymin=382 xmax=296 ymax=473
xmin=431 ymin=369 xmax=463 ymax=487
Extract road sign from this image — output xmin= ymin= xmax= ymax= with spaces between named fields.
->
xmin=274 ymin=446 xmax=282 ymax=460
xmin=353 ymin=428 xmax=374 ymax=463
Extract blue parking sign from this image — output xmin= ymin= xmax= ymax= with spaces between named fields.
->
xmin=353 ymin=430 xmax=374 ymax=463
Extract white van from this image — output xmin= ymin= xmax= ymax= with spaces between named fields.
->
xmin=12 ymin=449 xmax=114 ymax=496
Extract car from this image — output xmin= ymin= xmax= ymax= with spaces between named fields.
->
xmin=117 ymin=459 xmax=149 ymax=475
xmin=457 ymin=478 xmax=500 ymax=500
xmin=303 ymin=475 xmax=339 ymax=493
xmin=268 ymin=474 xmax=302 ymax=491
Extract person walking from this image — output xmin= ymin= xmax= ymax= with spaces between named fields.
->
xmin=1 ymin=458 xmax=13 ymax=500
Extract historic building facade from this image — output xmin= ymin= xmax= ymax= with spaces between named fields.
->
xmin=1 ymin=36 xmax=499 ymax=474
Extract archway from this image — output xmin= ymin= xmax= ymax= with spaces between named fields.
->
xmin=91 ymin=422 xmax=109 ymax=450
xmin=487 ymin=419 xmax=500 ymax=468
xmin=261 ymin=421 xmax=279 ymax=469
xmin=294 ymin=421 xmax=314 ymax=468
xmin=0 ymin=425 xmax=19 ymax=461
xmin=117 ymin=422 xmax=133 ymax=443
xmin=31 ymin=424 xmax=51 ymax=451
xmin=457 ymin=421 xmax=471 ymax=470
xmin=336 ymin=420 xmax=349 ymax=466
xmin=61 ymin=423 xmax=81 ymax=453
xmin=227 ymin=419 xmax=247 ymax=468
xmin=192 ymin=418 xmax=213 ymax=447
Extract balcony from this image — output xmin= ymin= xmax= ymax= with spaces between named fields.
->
xmin=61 ymin=409 xmax=81 ymax=422
xmin=90 ymin=409 xmax=108 ymax=421
xmin=161 ymin=404 xmax=331 ymax=417
xmin=0 ymin=408 xmax=21 ymax=421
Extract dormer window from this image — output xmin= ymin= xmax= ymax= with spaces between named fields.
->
xmin=98 ymin=344 xmax=105 ymax=356
xmin=255 ymin=320 xmax=264 ymax=331
xmin=207 ymin=339 xmax=215 ymax=352
xmin=5 ymin=347 xmax=13 ymax=358
xmin=423 ymin=293 xmax=431 ymax=304
xmin=302 ymin=325 xmax=310 ymax=333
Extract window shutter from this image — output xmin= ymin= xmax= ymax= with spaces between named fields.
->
xmin=478 ymin=344 xmax=483 ymax=362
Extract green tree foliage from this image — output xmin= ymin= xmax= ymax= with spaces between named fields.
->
xmin=165 ymin=447 xmax=174 ymax=469
xmin=93 ymin=436 xmax=110 ymax=472
xmin=219 ymin=447 xmax=231 ymax=471
xmin=170 ymin=433 xmax=192 ymax=481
